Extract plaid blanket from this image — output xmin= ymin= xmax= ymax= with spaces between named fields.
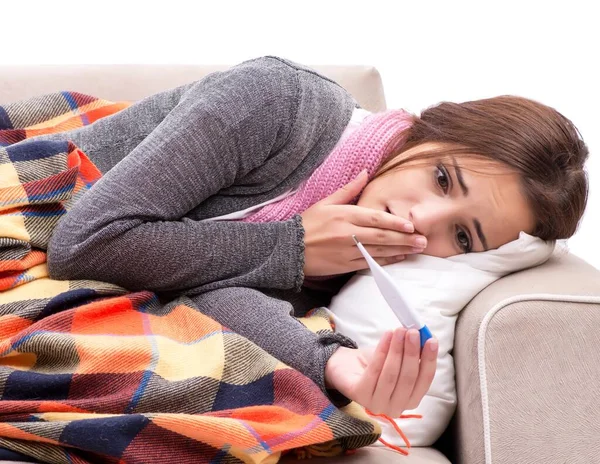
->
xmin=0 ymin=92 xmax=380 ymax=463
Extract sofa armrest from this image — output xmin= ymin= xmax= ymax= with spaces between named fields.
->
xmin=451 ymin=249 xmax=600 ymax=464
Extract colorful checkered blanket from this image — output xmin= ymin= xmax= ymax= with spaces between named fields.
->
xmin=0 ymin=92 xmax=380 ymax=463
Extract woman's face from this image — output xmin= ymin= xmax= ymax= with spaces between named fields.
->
xmin=357 ymin=142 xmax=535 ymax=257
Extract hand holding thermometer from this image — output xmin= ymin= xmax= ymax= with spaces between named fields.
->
xmin=352 ymin=235 xmax=433 ymax=349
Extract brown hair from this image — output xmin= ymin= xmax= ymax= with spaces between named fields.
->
xmin=375 ymin=96 xmax=589 ymax=240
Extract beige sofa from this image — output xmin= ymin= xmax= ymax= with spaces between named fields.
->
xmin=1 ymin=63 xmax=599 ymax=464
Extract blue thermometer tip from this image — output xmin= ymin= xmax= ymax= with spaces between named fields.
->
xmin=419 ymin=325 xmax=433 ymax=349
xmin=352 ymin=234 xmax=433 ymax=349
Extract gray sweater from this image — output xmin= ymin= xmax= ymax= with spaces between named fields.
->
xmin=44 ymin=56 xmax=360 ymax=392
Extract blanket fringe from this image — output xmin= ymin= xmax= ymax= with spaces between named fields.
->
xmin=366 ymin=410 xmax=423 ymax=456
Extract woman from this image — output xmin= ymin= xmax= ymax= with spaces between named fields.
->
xmin=42 ymin=55 xmax=588 ymax=418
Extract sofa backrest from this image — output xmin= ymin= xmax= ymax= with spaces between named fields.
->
xmin=0 ymin=63 xmax=387 ymax=112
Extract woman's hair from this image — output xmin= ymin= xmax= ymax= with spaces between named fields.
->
xmin=376 ymin=96 xmax=589 ymax=240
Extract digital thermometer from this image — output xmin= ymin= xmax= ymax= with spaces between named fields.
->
xmin=352 ymin=235 xmax=433 ymax=348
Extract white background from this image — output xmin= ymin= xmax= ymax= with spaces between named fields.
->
xmin=3 ymin=0 xmax=598 ymax=267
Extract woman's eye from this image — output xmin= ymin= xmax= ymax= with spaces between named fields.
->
xmin=456 ymin=228 xmax=472 ymax=253
xmin=436 ymin=165 xmax=449 ymax=192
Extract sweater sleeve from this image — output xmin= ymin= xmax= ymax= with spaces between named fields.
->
xmin=189 ymin=286 xmax=358 ymax=395
xmin=47 ymin=56 xmax=307 ymax=295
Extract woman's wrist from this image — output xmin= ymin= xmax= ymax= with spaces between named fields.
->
xmin=324 ymin=345 xmax=347 ymax=390
xmin=319 ymin=333 xmax=358 ymax=389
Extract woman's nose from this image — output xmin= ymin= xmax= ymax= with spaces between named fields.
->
xmin=409 ymin=202 xmax=455 ymax=236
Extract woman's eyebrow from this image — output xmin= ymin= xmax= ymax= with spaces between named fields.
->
xmin=474 ymin=218 xmax=489 ymax=251
xmin=452 ymin=159 xmax=469 ymax=196
xmin=449 ymin=158 xmax=487 ymax=250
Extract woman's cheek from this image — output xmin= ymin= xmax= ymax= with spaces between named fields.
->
xmin=418 ymin=234 xmax=452 ymax=258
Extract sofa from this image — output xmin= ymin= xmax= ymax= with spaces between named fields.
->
xmin=1 ymin=62 xmax=599 ymax=464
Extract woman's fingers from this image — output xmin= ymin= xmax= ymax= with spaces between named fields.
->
xmin=355 ymin=330 xmax=439 ymax=418
xmin=347 ymin=206 xmax=426 ymax=256
xmin=404 ymin=338 xmax=439 ymax=411
xmin=354 ymin=330 xmax=394 ymax=403
xmin=369 ymin=328 xmax=407 ymax=413
xmin=354 ymin=227 xmax=427 ymax=250
xmin=388 ymin=329 xmax=422 ymax=416
xmin=350 ymin=207 xmax=414 ymax=234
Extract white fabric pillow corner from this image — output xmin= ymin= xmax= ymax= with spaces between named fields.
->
xmin=327 ymin=232 xmax=555 ymax=447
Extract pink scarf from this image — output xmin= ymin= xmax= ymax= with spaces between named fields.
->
xmin=241 ymin=109 xmax=414 ymax=223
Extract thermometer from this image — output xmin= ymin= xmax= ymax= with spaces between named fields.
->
xmin=352 ymin=235 xmax=433 ymax=348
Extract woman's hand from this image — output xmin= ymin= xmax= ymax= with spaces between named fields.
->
xmin=300 ymin=170 xmax=427 ymax=277
xmin=324 ymin=328 xmax=438 ymax=417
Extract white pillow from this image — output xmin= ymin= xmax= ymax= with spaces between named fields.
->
xmin=327 ymin=232 xmax=555 ymax=447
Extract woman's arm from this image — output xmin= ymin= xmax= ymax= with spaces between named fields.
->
xmin=47 ymin=56 xmax=309 ymax=294
xmin=190 ymin=284 xmax=439 ymax=414
xmin=188 ymin=286 xmax=357 ymax=393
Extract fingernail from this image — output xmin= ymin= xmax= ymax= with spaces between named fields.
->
xmin=411 ymin=247 xmax=425 ymax=253
xmin=395 ymin=255 xmax=405 ymax=262
xmin=403 ymin=223 xmax=414 ymax=233
xmin=353 ymin=171 xmax=365 ymax=182
xmin=409 ymin=330 xmax=419 ymax=344
xmin=429 ymin=339 xmax=438 ymax=352
xmin=415 ymin=237 xmax=427 ymax=247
